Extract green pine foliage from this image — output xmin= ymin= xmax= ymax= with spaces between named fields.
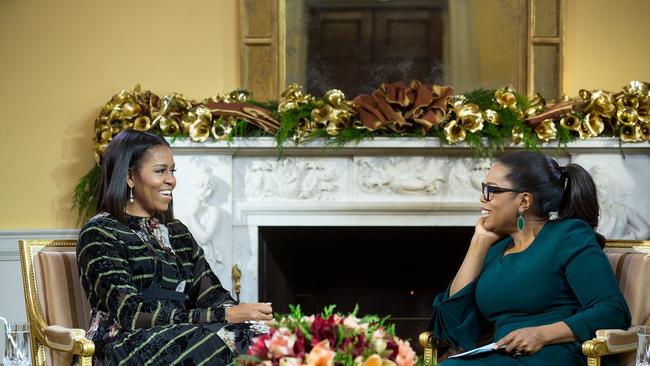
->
xmin=72 ymin=165 xmax=101 ymax=225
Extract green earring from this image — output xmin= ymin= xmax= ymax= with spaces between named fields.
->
xmin=517 ymin=211 xmax=525 ymax=231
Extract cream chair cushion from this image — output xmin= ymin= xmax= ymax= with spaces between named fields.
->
xmin=604 ymin=249 xmax=650 ymax=366
xmin=36 ymin=249 xmax=91 ymax=366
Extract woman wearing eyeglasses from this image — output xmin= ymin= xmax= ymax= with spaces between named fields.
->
xmin=429 ymin=151 xmax=630 ymax=365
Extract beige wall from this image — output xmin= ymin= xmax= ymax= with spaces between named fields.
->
xmin=1 ymin=0 xmax=648 ymax=229
xmin=564 ymin=0 xmax=650 ymax=95
xmin=0 ymin=0 xmax=240 ymax=229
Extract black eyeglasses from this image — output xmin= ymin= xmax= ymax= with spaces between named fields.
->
xmin=481 ymin=183 xmax=524 ymax=202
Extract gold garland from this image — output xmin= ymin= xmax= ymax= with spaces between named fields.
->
xmin=92 ymin=81 xmax=650 ymax=163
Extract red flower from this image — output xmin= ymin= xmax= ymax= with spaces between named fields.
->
xmin=338 ymin=333 xmax=367 ymax=358
xmin=386 ymin=338 xmax=399 ymax=361
xmin=311 ymin=315 xmax=336 ymax=347
xmin=293 ymin=330 xmax=307 ymax=359
xmin=248 ymin=332 xmax=272 ymax=358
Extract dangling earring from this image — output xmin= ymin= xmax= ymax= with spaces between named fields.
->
xmin=517 ymin=211 xmax=525 ymax=231
xmin=129 ymin=187 xmax=134 ymax=203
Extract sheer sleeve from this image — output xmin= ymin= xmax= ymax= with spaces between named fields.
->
xmin=184 ymin=231 xmax=237 ymax=315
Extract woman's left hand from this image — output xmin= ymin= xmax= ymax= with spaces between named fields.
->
xmin=495 ymin=326 xmax=548 ymax=356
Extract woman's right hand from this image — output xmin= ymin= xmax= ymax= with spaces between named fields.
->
xmin=473 ymin=217 xmax=501 ymax=246
xmin=225 ymin=303 xmax=273 ymax=323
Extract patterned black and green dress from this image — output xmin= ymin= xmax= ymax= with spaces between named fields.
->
xmin=77 ymin=212 xmax=253 ymax=366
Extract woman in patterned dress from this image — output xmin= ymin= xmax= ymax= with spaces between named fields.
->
xmin=77 ymin=129 xmax=272 ymax=365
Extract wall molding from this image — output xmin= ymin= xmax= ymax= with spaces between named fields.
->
xmin=0 ymin=229 xmax=79 ymax=261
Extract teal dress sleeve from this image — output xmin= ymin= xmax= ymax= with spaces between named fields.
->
xmin=558 ymin=220 xmax=631 ymax=341
xmin=428 ymin=239 xmax=509 ymax=350
xmin=428 ymin=281 xmax=490 ymax=350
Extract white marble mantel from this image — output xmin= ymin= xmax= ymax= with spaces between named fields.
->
xmin=169 ymin=137 xmax=650 ymax=302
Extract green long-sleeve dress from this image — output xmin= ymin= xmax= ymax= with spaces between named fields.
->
xmin=429 ymin=219 xmax=631 ymax=366
xmin=77 ymin=213 xmax=254 ymax=366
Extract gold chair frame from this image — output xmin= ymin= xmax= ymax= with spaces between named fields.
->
xmin=419 ymin=239 xmax=650 ymax=366
xmin=18 ymin=239 xmax=94 ymax=366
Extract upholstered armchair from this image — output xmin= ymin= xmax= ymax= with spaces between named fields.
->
xmin=19 ymin=239 xmax=94 ymax=366
xmin=419 ymin=240 xmax=650 ymax=366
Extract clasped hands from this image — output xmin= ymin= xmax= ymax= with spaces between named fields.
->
xmin=493 ymin=326 xmax=548 ymax=356
xmin=225 ymin=302 xmax=273 ymax=324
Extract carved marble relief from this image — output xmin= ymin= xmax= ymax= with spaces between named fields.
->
xmin=355 ymin=157 xmax=447 ymax=196
xmin=354 ymin=156 xmax=491 ymax=201
xmin=572 ymin=154 xmax=650 ymax=240
xmin=444 ymin=158 xmax=492 ymax=201
xmin=174 ymin=155 xmax=233 ymax=284
xmin=241 ymin=158 xmax=343 ymax=200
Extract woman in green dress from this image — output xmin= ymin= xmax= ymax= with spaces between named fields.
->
xmin=77 ymin=129 xmax=273 ymax=365
xmin=429 ymin=151 xmax=631 ymax=366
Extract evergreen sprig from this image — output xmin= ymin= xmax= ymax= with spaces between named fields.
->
xmin=72 ymin=164 xmax=101 ymax=225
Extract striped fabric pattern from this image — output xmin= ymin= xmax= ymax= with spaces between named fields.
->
xmin=77 ymin=213 xmax=250 ymax=365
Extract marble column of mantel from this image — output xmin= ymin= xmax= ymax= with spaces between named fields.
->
xmin=168 ymin=137 xmax=650 ymax=302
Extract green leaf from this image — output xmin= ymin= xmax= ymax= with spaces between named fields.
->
xmin=72 ymin=164 xmax=101 ymax=226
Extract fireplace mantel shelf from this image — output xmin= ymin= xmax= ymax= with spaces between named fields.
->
xmin=170 ymin=137 xmax=649 ymax=156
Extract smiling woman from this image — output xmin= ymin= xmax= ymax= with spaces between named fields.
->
xmin=428 ymin=151 xmax=631 ymax=365
xmin=76 ymin=130 xmax=274 ymax=365
xmin=125 ymin=144 xmax=177 ymax=218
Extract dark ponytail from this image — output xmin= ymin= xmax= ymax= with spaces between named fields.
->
xmin=558 ymin=164 xmax=605 ymax=247
xmin=498 ymin=151 xmax=605 ymax=248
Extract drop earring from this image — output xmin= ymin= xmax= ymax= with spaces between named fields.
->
xmin=517 ymin=211 xmax=525 ymax=231
xmin=129 ymin=187 xmax=134 ymax=203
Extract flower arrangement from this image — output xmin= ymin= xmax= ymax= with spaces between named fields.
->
xmin=236 ymin=306 xmax=418 ymax=366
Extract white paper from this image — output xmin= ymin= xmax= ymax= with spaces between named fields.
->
xmin=448 ymin=342 xmax=505 ymax=358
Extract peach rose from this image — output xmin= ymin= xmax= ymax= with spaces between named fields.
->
xmin=395 ymin=339 xmax=416 ymax=366
xmin=341 ymin=315 xmax=368 ymax=332
xmin=302 ymin=315 xmax=315 ymax=327
xmin=279 ymin=357 xmax=303 ymax=366
xmin=305 ymin=340 xmax=335 ymax=366
xmin=265 ymin=327 xmax=297 ymax=358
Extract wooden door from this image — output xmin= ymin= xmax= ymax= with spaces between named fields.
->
xmin=306 ymin=2 xmax=445 ymax=97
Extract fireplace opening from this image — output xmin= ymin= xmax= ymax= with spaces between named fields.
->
xmin=258 ymin=226 xmax=474 ymax=350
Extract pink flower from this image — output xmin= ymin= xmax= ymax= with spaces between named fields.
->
xmin=305 ymin=340 xmax=335 ymax=366
xmin=372 ymin=329 xmax=386 ymax=340
xmin=265 ymin=327 xmax=297 ymax=358
xmin=395 ymin=339 xmax=416 ymax=366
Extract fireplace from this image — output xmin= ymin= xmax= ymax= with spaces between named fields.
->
xmin=170 ymin=137 xmax=650 ymax=348
xmin=258 ymin=226 xmax=474 ymax=348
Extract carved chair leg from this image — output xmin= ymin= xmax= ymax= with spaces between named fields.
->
xmin=586 ymin=356 xmax=601 ymax=366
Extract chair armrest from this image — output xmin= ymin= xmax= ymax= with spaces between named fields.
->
xmin=44 ymin=325 xmax=95 ymax=357
xmin=582 ymin=327 xmax=637 ymax=359
xmin=419 ymin=332 xmax=449 ymax=366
